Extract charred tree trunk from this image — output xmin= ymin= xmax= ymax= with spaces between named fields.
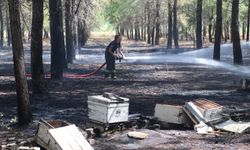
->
xmin=173 ymin=0 xmax=179 ymax=48
xmin=213 ymin=0 xmax=222 ymax=61
xmin=155 ymin=0 xmax=160 ymax=45
xmin=231 ymin=0 xmax=242 ymax=64
xmin=8 ymin=0 xmax=32 ymax=126
xmin=167 ymin=1 xmax=173 ymax=49
xmin=144 ymin=6 xmax=147 ymax=41
xmin=65 ymin=0 xmax=74 ymax=63
xmin=31 ymin=0 xmax=44 ymax=94
xmin=247 ymin=0 xmax=250 ymax=41
xmin=242 ymin=21 xmax=245 ymax=40
xmin=49 ymin=0 xmax=65 ymax=79
xmin=196 ymin=0 xmax=203 ymax=49
xmin=152 ymin=27 xmax=155 ymax=45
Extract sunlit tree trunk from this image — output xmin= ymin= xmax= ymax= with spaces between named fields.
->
xmin=196 ymin=0 xmax=203 ymax=49
xmin=173 ymin=0 xmax=179 ymax=48
xmin=167 ymin=1 xmax=173 ymax=49
xmin=49 ymin=0 xmax=65 ymax=79
xmin=8 ymin=0 xmax=32 ymax=126
xmin=231 ymin=0 xmax=242 ymax=64
xmin=155 ymin=0 xmax=160 ymax=45
xmin=213 ymin=0 xmax=222 ymax=61
xmin=31 ymin=0 xmax=44 ymax=94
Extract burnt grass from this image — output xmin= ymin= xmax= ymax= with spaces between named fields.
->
xmin=0 ymin=47 xmax=250 ymax=149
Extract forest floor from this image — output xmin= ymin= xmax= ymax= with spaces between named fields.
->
xmin=0 ymin=33 xmax=250 ymax=149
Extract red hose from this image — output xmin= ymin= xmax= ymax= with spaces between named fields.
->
xmin=26 ymin=62 xmax=106 ymax=79
xmin=64 ymin=62 xmax=106 ymax=78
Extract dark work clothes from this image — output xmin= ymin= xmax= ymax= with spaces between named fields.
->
xmin=105 ymin=40 xmax=121 ymax=71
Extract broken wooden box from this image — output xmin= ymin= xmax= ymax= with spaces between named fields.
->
xmin=184 ymin=99 xmax=224 ymax=124
xmin=154 ymin=104 xmax=189 ymax=124
xmin=35 ymin=120 xmax=93 ymax=150
xmin=88 ymin=93 xmax=129 ymax=124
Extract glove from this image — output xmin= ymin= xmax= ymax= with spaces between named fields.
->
xmin=113 ymin=54 xmax=118 ymax=59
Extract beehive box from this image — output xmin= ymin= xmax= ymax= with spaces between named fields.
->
xmin=35 ymin=120 xmax=93 ymax=150
xmin=88 ymin=95 xmax=129 ymax=124
xmin=154 ymin=104 xmax=188 ymax=124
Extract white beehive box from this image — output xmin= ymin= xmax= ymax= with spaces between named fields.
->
xmin=154 ymin=104 xmax=188 ymax=124
xmin=35 ymin=120 xmax=93 ymax=150
xmin=88 ymin=95 xmax=129 ymax=123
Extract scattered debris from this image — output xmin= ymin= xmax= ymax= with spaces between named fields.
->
xmin=156 ymin=99 xmax=250 ymax=135
xmin=194 ymin=122 xmax=214 ymax=134
xmin=154 ymin=104 xmax=189 ymax=124
xmin=215 ymin=119 xmax=250 ymax=134
xmin=35 ymin=119 xmax=93 ymax=150
xmin=127 ymin=131 xmax=149 ymax=140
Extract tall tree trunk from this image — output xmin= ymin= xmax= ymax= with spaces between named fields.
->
xmin=49 ymin=0 xmax=65 ymax=79
xmin=173 ymin=0 xmax=179 ymax=48
xmin=208 ymin=8 xmax=213 ymax=43
xmin=126 ymin=29 xmax=129 ymax=39
xmin=152 ymin=27 xmax=155 ymax=45
xmin=155 ymin=0 xmax=160 ymax=45
xmin=144 ymin=6 xmax=147 ymax=41
xmin=167 ymin=1 xmax=173 ymax=49
xmin=135 ymin=22 xmax=138 ymax=41
xmin=0 ymin=2 xmax=3 ymax=47
xmin=247 ymin=0 xmax=250 ymax=41
xmin=231 ymin=0 xmax=242 ymax=64
xmin=196 ymin=0 xmax=203 ymax=49
xmin=31 ymin=0 xmax=44 ymax=94
xmin=6 ymin=7 xmax=11 ymax=47
xmin=147 ymin=1 xmax=151 ymax=44
xmin=65 ymin=0 xmax=74 ymax=64
xmin=141 ymin=18 xmax=144 ymax=40
xmin=8 ymin=0 xmax=32 ymax=126
xmin=242 ymin=21 xmax=245 ymax=40
xmin=213 ymin=0 xmax=222 ymax=60
xmin=131 ymin=26 xmax=134 ymax=40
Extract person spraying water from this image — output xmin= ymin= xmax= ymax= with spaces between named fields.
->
xmin=105 ymin=34 xmax=124 ymax=79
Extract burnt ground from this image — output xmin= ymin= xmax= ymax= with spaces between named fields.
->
xmin=0 ymin=38 xmax=250 ymax=149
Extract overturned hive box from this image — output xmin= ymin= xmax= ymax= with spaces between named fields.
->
xmin=184 ymin=99 xmax=223 ymax=124
xmin=88 ymin=94 xmax=129 ymax=124
xmin=35 ymin=120 xmax=93 ymax=150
